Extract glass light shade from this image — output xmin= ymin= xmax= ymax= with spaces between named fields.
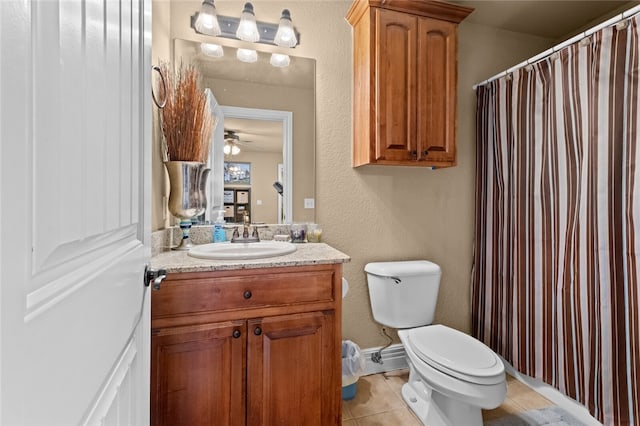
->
xmin=236 ymin=2 xmax=259 ymax=42
xmin=270 ymin=53 xmax=290 ymax=67
xmin=194 ymin=0 xmax=221 ymax=36
xmin=274 ymin=9 xmax=297 ymax=47
xmin=224 ymin=143 xmax=241 ymax=156
xmin=200 ymin=43 xmax=224 ymax=57
xmin=236 ymin=48 xmax=257 ymax=63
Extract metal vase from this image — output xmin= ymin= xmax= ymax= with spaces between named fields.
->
xmin=165 ymin=161 xmax=206 ymax=250
xmin=192 ymin=167 xmax=210 ymax=225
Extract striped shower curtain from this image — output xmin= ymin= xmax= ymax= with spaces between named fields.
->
xmin=472 ymin=15 xmax=640 ymax=426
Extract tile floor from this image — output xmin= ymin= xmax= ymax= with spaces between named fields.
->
xmin=342 ymin=370 xmax=554 ymax=425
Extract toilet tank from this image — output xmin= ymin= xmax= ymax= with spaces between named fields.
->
xmin=365 ymin=260 xmax=441 ymax=329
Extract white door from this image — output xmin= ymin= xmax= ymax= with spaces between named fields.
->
xmin=205 ymin=89 xmax=225 ymax=223
xmin=0 ymin=0 xmax=151 ymax=425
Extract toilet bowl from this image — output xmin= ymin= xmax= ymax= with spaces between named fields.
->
xmin=365 ymin=261 xmax=506 ymax=426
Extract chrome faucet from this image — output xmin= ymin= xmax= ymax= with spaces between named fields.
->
xmin=231 ymin=211 xmax=260 ymax=243
xmin=243 ymin=211 xmax=251 ymax=238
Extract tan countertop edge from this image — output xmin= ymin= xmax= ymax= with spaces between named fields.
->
xmin=151 ymin=242 xmax=351 ymax=273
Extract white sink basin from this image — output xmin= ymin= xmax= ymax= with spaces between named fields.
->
xmin=188 ymin=241 xmax=297 ymax=260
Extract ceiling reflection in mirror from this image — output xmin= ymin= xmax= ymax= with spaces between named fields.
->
xmin=174 ymin=38 xmax=315 ymax=225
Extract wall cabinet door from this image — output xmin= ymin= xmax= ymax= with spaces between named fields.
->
xmin=375 ymin=9 xmax=417 ymax=162
xmin=247 ymin=312 xmax=339 ymax=426
xmin=416 ymin=17 xmax=457 ymax=163
xmin=151 ymin=321 xmax=246 ymax=426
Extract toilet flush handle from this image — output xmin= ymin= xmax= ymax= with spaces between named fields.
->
xmin=368 ymin=272 xmax=402 ymax=284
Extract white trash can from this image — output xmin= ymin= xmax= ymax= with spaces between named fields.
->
xmin=341 ymin=340 xmax=365 ymax=400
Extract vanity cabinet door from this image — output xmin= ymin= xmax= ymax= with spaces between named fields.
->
xmin=151 ymin=321 xmax=246 ymax=426
xmin=246 ymin=311 xmax=339 ymax=426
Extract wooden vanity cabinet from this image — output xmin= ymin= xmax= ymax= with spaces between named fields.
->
xmin=150 ymin=264 xmax=343 ymax=426
xmin=346 ymin=0 xmax=472 ymax=168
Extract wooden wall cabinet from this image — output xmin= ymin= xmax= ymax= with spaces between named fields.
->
xmin=151 ymin=264 xmax=342 ymax=425
xmin=346 ymin=0 xmax=473 ymax=168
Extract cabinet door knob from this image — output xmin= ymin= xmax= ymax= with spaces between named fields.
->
xmin=410 ymin=150 xmax=417 ymax=160
xmin=422 ymin=149 xmax=429 ymax=156
xmin=243 ymin=290 xmax=252 ymax=299
xmin=254 ymin=327 xmax=262 ymax=336
xmin=232 ymin=330 xmax=241 ymax=339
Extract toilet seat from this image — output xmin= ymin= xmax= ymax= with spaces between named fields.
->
xmin=405 ymin=324 xmax=504 ymax=385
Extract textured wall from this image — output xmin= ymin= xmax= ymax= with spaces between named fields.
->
xmin=272 ymin=3 xmax=553 ymax=347
xmin=152 ymin=1 xmax=555 ymax=348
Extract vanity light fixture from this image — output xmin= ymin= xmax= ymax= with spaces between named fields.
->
xmin=236 ymin=2 xmax=260 ymax=42
xmin=200 ymin=43 xmax=224 ymax=58
xmin=237 ymin=48 xmax=258 ymax=63
xmin=274 ymin=10 xmax=297 ymax=47
xmin=194 ymin=0 xmax=221 ymax=36
xmin=270 ymin=53 xmax=290 ymax=67
xmin=190 ymin=3 xmax=300 ymax=48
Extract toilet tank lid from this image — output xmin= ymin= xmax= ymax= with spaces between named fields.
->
xmin=365 ymin=260 xmax=441 ymax=278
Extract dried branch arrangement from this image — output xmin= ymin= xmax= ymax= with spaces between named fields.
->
xmin=159 ymin=62 xmax=213 ymax=163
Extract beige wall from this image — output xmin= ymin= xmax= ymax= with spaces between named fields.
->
xmin=279 ymin=3 xmax=554 ymax=348
xmin=151 ymin=1 xmax=555 ymax=348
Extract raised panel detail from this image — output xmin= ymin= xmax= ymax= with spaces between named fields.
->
xmin=376 ymin=9 xmax=416 ymax=160
xmin=83 ymin=332 xmax=141 ymax=426
xmin=417 ymin=18 xmax=456 ymax=162
xmin=26 ymin=225 xmax=141 ymax=321
xmin=31 ymin=0 xmax=141 ymax=275
xmin=151 ymin=322 xmax=246 ymax=426
xmin=247 ymin=312 xmax=335 ymax=426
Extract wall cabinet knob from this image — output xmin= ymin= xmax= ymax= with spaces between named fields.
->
xmin=254 ymin=327 xmax=262 ymax=336
xmin=243 ymin=290 xmax=252 ymax=299
xmin=232 ymin=330 xmax=241 ymax=338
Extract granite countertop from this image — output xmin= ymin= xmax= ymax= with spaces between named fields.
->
xmin=151 ymin=242 xmax=350 ymax=273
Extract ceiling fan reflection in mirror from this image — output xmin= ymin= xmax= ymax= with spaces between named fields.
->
xmin=223 ymin=129 xmax=253 ymax=156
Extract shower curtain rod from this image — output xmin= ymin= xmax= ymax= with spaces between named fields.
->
xmin=472 ymin=4 xmax=640 ymax=90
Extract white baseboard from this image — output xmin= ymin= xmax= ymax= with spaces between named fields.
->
xmin=361 ymin=344 xmax=408 ymax=375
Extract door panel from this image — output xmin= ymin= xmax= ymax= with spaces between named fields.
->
xmin=375 ymin=9 xmax=417 ymax=161
xmin=151 ymin=322 xmax=246 ymax=426
xmin=0 ymin=0 xmax=151 ymax=424
xmin=417 ymin=17 xmax=456 ymax=162
xmin=247 ymin=312 xmax=336 ymax=426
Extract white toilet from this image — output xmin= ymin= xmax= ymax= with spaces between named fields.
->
xmin=365 ymin=260 xmax=506 ymax=426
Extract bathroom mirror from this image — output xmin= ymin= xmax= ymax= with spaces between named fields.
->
xmin=174 ymin=38 xmax=316 ymax=224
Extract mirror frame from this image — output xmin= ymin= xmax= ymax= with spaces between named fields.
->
xmin=215 ymin=106 xmax=293 ymax=224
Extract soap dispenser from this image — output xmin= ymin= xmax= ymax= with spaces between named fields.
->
xmin=213 ymin=210 xmax=226 ymax=243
